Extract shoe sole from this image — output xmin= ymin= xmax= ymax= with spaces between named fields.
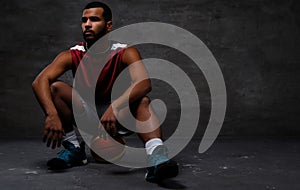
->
xmin=156 ymin=160 xmax=179 ymax=179
xmin=47 ymin=158 xmax=88 ymax=170
xmin=146 ymin=160 xmax=179 ymax=182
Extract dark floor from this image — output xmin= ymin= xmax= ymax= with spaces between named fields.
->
xmin=0 ymin=137 xmax=299 ymax=190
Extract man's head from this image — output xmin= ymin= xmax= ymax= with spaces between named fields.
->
xmin=81 ymin=2 xmax=112 ymax=45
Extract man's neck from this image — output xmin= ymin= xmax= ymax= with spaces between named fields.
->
xmin=86 ymin=36 xmax=110 ymax=53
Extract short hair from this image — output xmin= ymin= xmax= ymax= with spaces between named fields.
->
xmin=84 ymin=1 xmax=112 ymax=22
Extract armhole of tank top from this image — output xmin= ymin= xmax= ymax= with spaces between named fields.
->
xmin=69 ymin=49 xmax=77 ymax=76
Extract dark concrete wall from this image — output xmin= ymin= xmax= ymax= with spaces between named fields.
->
xmin=1 ymin=0 xmax=299 ymax=137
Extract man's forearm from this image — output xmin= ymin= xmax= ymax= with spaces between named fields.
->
xmin=112 ymin=79 xmax=152 ymax=111
xmin=32 ymin=77 xmax=58 ymax=117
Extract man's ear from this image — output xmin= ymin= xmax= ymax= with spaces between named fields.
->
xmin=106 ymin=21 xmax=113 ymax=32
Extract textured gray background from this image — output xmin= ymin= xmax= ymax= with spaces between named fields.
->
xmin=1 ymin=0 xmax=299 ymax=138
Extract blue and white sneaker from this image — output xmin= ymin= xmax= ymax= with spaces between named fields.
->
xmin=47 ymin=141 xmax=88 ymax=170
xmin=145 ymin=145 xmax=179 ymax=182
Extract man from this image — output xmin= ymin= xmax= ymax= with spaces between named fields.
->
xmin=32 ymin=1 xmax=178 ymax=182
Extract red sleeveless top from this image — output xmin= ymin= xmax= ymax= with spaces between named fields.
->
xmin=70 ymin=41 xmax=128 ymax=103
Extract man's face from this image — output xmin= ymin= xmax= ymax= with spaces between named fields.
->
xmin=81 ymin=7 xmax=112 ymax=44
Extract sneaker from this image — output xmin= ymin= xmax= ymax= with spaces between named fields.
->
xmin=47 ymin=141 xmax=88 ymax=170
xmin=145 ymin=145 xmax=179 ymax=182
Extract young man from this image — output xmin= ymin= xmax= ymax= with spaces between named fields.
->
xmin=32 ymin=1 xmax=178 ymax=182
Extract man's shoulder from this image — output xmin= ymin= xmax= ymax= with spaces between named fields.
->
xmin=68 ymin=41 xmax=128 ymax=53
xmin=111 ymin=42 xmax=128 ymax=51
xmin=70 ymin=42 xmax=86 ymax=52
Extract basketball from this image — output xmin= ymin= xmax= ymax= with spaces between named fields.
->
xmin=90 ymin=135 xmax=126 ymax=163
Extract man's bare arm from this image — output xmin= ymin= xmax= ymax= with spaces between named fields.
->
xmin=100 ymin=47 xmax=151 ymax=135
xmin=114 ymin=46 xmax=151 ymax=109
xmin=32 ymin=50 xmax=73 ymax=148
xmin=32 ymin=51 xmax=72 ymax=115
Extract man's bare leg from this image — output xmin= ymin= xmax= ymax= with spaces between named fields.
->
xmin=50 ymin=81 xmax=74 ymax=133
xmin=121 ymin=96 xmax=178 ymax=182
xmin=118 ymin=96 xmax=162 ymax=143
xmin=47 ymin=81 xmax=87 ymax=169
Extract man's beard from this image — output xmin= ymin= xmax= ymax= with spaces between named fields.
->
xmin=83 ymin=29 xmax=107 ymax=46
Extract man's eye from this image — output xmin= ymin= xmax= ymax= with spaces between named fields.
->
xmin=81 ymin=17 xmax=88 ymax=23
xmin=90 ymin=17 xmax=100 ymax=21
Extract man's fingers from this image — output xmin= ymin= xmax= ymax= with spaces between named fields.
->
xmin=104 ymin=122 xmax=110 ymax=139
xmin=43 ymin=134 xmax=47 ymax=143
xmin=52 ymin=140 xmax=57 ymax=149
xmin=47 ymin=130 xmax=55 ymax=147
xmin=57 ymin=132 xmax=63 ymax=147
xmin=102 ymin=122 xmax=112 ymax=140
xmin=111 ymin=122 xmax=117 ymax=136
xmin=101 ymin=117 xmax=118 ymax=138
xmin=43 ymin=129 xmax=49 ymax=142
xmin=46 ymin=131 xmax=53 ymax=147
xmin=44 ymin=130 xmax=64 ymax=149
xmin=51 ymin=132 xmax=58 ymax=149
xmin=62 ymin=129 xmax=66 ymax=136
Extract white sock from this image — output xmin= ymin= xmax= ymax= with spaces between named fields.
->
xmin=145 ymin=138 xmax=163 ymax=155
xmin=63 ymin=130 xmax=80 ymax=148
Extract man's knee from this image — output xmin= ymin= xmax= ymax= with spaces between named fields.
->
xmin=139 ymin=96 xmax=151 ymax=106
xmin=50 ymin=81 xmax=66 ymax=97
xmin=130 ymin=96 xmax=151 ymax=113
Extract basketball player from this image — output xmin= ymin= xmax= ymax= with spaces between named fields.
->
xmin=32 ymin=1 xmax=178 ymax=182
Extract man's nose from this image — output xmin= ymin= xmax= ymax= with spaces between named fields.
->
xmin=85 ymin=19 xmax=92 ymax=28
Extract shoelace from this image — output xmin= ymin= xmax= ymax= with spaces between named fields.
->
xmin=149 ymin=148 xmax=169 ymax=166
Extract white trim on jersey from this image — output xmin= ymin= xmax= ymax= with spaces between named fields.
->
xmin=70 ymin=45 xmax=86 ymax=52
xmin=70 ymin=42 xmax=127 ymax=52
xmin=111 ymin=43 xmax=127 ymax=50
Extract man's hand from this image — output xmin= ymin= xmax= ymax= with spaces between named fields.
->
xmin=100 ymin=105 xmax=118 ymax=136
xmin=43 ymin=114 xmax=65 ymax=149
